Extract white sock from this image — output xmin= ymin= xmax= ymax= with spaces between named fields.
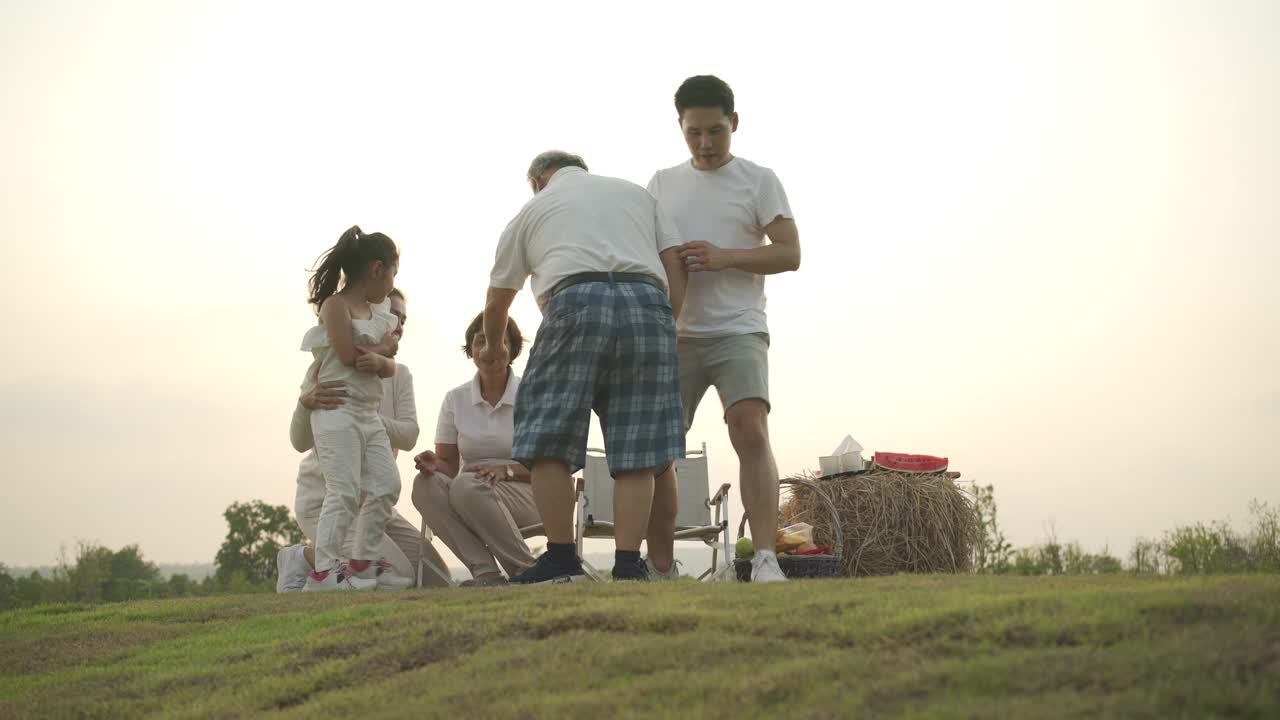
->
xmin=754 ymin=549 xmax=777 ymax=561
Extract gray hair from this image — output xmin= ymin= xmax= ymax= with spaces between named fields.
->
xmin=527 ymin=150 xmax=588 ymax=180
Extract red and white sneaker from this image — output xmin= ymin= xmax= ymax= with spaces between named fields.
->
xmin=302 ymin=565 xmax=355 ymax=592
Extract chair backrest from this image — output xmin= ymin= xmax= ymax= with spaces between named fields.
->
xmin=581 ymin=444 xmax=712 ymax=529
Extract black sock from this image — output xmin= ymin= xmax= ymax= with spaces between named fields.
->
xmin=547 ymin=543 xmax=576 ymax=564
xmin=615 ymin=549 xmax=641 ymax=566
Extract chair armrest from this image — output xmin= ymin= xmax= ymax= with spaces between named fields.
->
xmin=709 ymin=483 xmax=732 ymax=505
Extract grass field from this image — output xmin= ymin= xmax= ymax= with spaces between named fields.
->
xmin=2 ymin=575 xmax=1278 ymax=719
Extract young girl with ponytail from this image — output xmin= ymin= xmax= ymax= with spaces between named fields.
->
xmin=300 ymin=225 xmax=402 ymax=591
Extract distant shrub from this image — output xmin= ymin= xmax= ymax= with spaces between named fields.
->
xmin=1160 ymin=501 xmax=1280 ymax=575
xmin=969 ymin=485 xmax=1275 ymax=577
xmin=972 ymin=484 xmax=1014 ymax=574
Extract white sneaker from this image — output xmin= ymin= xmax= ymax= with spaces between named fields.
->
xmin=375 ymin=558 xmax=415 ymax=591
xmin=276 ymin=544 xmax=310 ymax=593
xmin=750 ymin=551 xmax=788 ymax=583
xmin=302 ymin=564 xmax=356 ymax=592
xmin=644 ymin=556 xmax=681 ymax=581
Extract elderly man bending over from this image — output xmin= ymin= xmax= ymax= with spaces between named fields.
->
xmin=479 ymin=150 xmax=687 ymax=583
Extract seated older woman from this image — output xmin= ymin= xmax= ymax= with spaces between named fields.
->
xmin=412 ymin=313 xmax=536 ymax=586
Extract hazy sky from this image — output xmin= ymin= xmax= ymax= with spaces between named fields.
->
xmin=2 ymin=1 xmax=1277 ymax=567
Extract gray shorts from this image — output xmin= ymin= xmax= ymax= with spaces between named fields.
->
xmin=678 ymin=332 xmax=770 ymax=429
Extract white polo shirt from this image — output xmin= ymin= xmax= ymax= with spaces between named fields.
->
xmin=434 ymin=372 xmax=521 ymax=469
xmin=647 ymin=157 xmax=793 ymax=337
xmin=489 ymin=166 xmax=683 ymax=311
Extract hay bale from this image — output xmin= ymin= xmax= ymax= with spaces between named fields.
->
xmin=780 ymin=470 xmax=978 ymax=577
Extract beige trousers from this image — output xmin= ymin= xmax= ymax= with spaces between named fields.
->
xmin=412 ymin=471 xmax=538 ymax=578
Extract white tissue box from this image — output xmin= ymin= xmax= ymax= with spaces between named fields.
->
xmin=819 ymin=452 xmax=863 ymax=476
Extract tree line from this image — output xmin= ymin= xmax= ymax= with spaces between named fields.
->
xmin=971 ymin=485 xmax=1280 ymax=575
xmin=1 ymin=501 xmax=302 ymax=610
xmin=4 ymin=490 xmax=1278 ymax=610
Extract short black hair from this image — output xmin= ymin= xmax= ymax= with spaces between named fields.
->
xmin=463 ymin=312 xmax=525 ymax=365
xmin=675 ymin=75 xmax=734 ymax=117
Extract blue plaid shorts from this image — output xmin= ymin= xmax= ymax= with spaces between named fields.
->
xmin=513 ymin=279 xmax=685 ymax=476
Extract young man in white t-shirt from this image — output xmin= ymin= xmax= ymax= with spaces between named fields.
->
xmin=646 ymin=75 xmax=801 ymax=583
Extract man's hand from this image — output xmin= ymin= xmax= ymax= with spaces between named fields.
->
xmin=476 ymin=337 xmax=510 ymax=370
xmin=679 ymin=241 xmax=734 ymax=272
xmin=465 ymin=463 xmax=510 ymax=485
xmin=300 ymin=381 xmax=347 ymax=411
xmin=414 ymin=450 xmax=440 ymax=475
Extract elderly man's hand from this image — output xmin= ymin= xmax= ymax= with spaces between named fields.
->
xmin=300 ymin=381 xmax=347 ymax=411
xmin=476 ymin=338 xmax=510 ymax=370
xmin=679 ymin=241 xmax=734 ymax=272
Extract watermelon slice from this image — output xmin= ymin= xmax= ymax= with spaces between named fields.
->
xmin=873 ymin=452 xmax=949 ymax=473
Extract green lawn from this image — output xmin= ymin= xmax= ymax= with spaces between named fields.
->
xmin=2 ymin=575 xmax=1278 ymax=719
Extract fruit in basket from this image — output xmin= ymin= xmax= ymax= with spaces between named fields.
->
xmin=776 ymin=522 xmax=814 ymax=553
xmin=735 ymin=537 xmax=754 ymax=559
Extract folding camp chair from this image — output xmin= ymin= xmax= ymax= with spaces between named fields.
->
xmin=578 ymin=443 xmax=734 ymax=581
xmin=417 ymin=520 xmax=460 ymax=588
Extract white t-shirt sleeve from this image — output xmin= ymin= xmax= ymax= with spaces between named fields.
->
xmin=754 ymin=168 xmax=794 ymax=227
xmin=433 ymin=391 xmax=458 ymax=445
xmin=645 ymin=171 xmax=660 ymax=196
xmin=489 ymin=211 xmax=530 ymax=290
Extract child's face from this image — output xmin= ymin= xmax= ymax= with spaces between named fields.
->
xmin=366 ymin=261 xmax=398 ymax=304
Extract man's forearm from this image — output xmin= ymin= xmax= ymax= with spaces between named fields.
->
xmin=660 ymin=248 xmax=687 ymax=319
xmin=483 ymin=287 xmax=518 ymax=347
xmin=669 ymin=279 xmax=685 ymax=320
xmin=727 ymin=243 xmax=801 ymax=275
